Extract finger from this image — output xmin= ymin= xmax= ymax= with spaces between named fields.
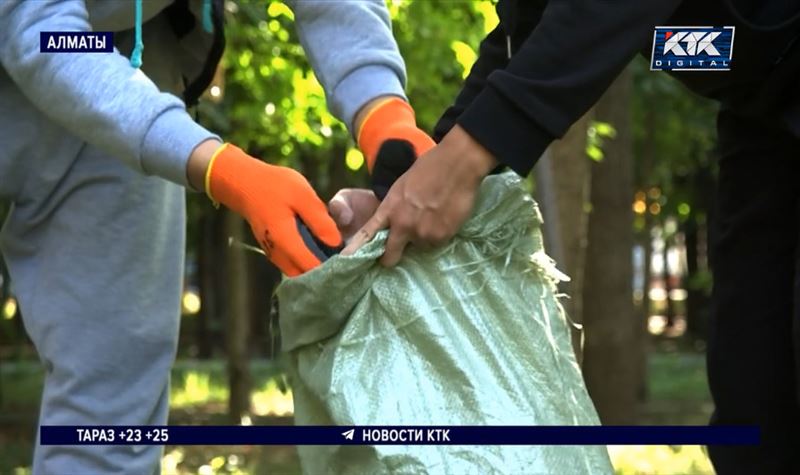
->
xmin=294 ymin=193 xmax=343 ymax=248
xmin=271 ymin=251 xmax=304 ymax=278
xmin=274 ymin=220 xmax=325 ymax=275
xmin=252 ymin=225 xmax=308 ymax=277
xmin=341 ymin=208 xmax=389 ymax=256
xmin=380 ymin=225 xmax=411 ymax=267
xmin=328 ymin=193 xmax=354 ymax=228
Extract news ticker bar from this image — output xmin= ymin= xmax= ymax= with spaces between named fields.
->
xmin=40 ymin=426 xmax=760 ymax=446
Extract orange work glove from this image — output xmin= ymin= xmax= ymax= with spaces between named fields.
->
xmin=206 ymin=144 xmax=342 ymax=277
xmin=357 ymin=97 xmax=435 ymax=173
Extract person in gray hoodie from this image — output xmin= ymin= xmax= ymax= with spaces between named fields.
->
xmin=0 ymin=0 xmax=431 ymax=473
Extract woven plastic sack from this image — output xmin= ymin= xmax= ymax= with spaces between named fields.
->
xmin=276 ymin=172 xmax=614 ymax=475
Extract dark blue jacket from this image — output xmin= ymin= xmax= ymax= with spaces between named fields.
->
xmin=434 ymin=0 xmax=800 ymax=176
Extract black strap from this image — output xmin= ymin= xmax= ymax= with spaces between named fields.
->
xmin=183 ymin=0 xmax=226 ymax=108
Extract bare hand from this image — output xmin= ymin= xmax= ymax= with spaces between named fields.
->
xmin=342 ymin=125 xmax=498 ymax=265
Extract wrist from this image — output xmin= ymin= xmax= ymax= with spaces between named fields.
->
xmin=356 ymin=97 xmax=418 ymax=172
xmin=354 ymin=96 xmax=398 ymax=138
xmin=187 ymin=139 xmax=224 ymax=192
xmin=440 ymin=125 xmax=498 ymax=183
xmin=200 ymin=143 xmax=262 ymax=216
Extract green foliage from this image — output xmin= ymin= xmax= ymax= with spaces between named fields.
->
xmin=631 ymin=58 xmax=719 ymax=219
xmin=198 ymin=0 xmax=348 ymax=173
xmin=183 ymin=0 xmax=497 ymax=255
xmin=586 ymin=120 xmax=618 ymax=162
xmin=391 ymin=0 xmax=495 ymax=131
xmin=186 ymin=1 xmax=494 ymax=241
xmin=686 ymin=269 xmax=713 ymax=297
xmin=632 ymin=59 xmax=719 ymax=181
xmin=197 ymin=0 xmax=493 ymax=172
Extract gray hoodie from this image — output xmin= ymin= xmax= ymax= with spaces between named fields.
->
xmin=0 ymin=0 xmax=407 ymax=188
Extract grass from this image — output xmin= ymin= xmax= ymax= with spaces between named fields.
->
xmin=608 ymin=350 xmax=715 ymax=474
xmin=609 ymin=445 xmax=712 ymax=475
xmin=1 ymin=351 xmax=714 ymax=474
xmin=648 ymin=351 xmax=711 ymax=402
xmin=0 ymin=359 xmax=288 ymax=413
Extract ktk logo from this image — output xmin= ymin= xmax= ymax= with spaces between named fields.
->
xmin=663 ymin=30 xmax=722 ymax=56
xmin=651 ymin=26 xmax=734 ymax=71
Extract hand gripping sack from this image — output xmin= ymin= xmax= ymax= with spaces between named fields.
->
xmin=276 ymin=173 xmax=614 ymax=475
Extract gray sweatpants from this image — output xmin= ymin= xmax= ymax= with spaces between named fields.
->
xmin=0 ymin=137 xmax=185 ymax=475
xmin=0 ymin=25 xmax=186 ymax=475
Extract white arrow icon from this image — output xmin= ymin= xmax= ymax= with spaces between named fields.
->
xmin=342 ymin=429 xmax=355 ymax=440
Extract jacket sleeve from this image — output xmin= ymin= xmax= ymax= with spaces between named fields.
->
xmin=0 ymin=0 xmax=216 ymax=187
xmin=288 ymin=0 xmax=407 ymax=134
xmin=451 ymin=0 xmax=682 ymax=176
xmin=433 ymin=1 xmax=545 ymax=143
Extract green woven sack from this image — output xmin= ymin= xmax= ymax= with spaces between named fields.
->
xmin=277 ymin=172 xmax=614 ymax=475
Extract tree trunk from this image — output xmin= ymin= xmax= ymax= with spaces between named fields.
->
xmin=535 ymin=111 xmax=593 ymax=364
xmin=582 ymin=67 xmax=639 ymax=424
xmin=686 ymin=166 xmax=714 ymax=343
xmin=224 ymin=210 xmax=252 ymax=422
xmin=664 ymin=230 xmax=675 ymax=329
xmin=248 ymin=258 xmax=281 ymax=357
xmin=637 ymin=219 xmax=653 ymax=403
xmin=197 ymin=211 xmax=223 ymax=359
xmin=634 ymin=82 xmax=659 ymax=403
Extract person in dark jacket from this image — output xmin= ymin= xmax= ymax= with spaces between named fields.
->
xmin=336 ymin=1 xmax=800 ymax=473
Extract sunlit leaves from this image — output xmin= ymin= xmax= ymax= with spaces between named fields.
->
xmin=594 ymin=122 xmax=616 ymax=138
xmin=474 ymin=0 xmax=500 ymax=34
xmin=586 ymin=146 xmax=604 ymax=162
xmin=451 ymin=41 xmax=477 ymax=79
xmin=287 ymin=69 xmax=334 ymax=146
xmin=608 ymin=445 xmax=713 ymax=475
xmin=237 ymin=50 xmax=252 ymax=68
xmin=586 ymin=121 xmax=617 ymax=162
xmin=270 ymin=56 xmax=287 ymax=70
xmin=630 ymin=57 xmax=718 ymax=219
xmin=267 ymin=1 xmax=294 ymax=21
xmin=386 ymin=0 xmax=404 ymax=18
xmin=203 ymin=0 xmax=346 ymax=168
xmin=345 ymin=148 xmax=365 ymax=171
xmin=391 ymin=1 xmax=487 ymax=130
xmin=198 ymin=0 xmax=491 ymax=179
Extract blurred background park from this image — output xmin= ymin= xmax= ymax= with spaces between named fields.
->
xmin=0 ymin=1 xmax=721 ymax=473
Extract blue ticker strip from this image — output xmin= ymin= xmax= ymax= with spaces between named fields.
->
xmin=40 ymin=425 xmax=760 ymax=446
